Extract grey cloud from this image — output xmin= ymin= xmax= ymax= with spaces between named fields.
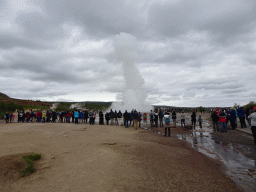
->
xmin=147 ymin=0 xmax=256 ymax=42
xmin=182 ymin=91 xmax=196 ymax=99
xmin=27 ymin=87 xmax=71 ymax=98
xmin=1 ymin=47 xmax=117 ymax=85
xmin=15 ymin=11 xmax=65 ymax=41
xmin=187 ymin=82 xmax=244 ymax=91
xmin=0 ymin=34 xmax=50 ymax=49
xmin=160 ymin=95 xmax=181 ymax=102
xmin=221 ymin=88 xmax=246 ymax=94
xmin=44 ymin=0 xmax=144 ymax=37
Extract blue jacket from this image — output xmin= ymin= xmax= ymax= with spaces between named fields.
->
xmin=237 ymin=108 xmax=245 ymax=118
xmin=229 ymin=110 xmax=236 ymax=120
xmin=79 ymin=112 xmax=84 ymax=119
xmin=74 ymin=111 xmax=79 ymax=118
xmin=138 ymin=113 xmax=142 ymax=121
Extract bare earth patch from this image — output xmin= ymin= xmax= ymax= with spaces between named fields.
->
xmin=0 ymin=122 xmax=242 ymax=192
xmin=0 ymin=153 xmax=29 ymax=182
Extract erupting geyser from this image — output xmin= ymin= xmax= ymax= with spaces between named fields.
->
xmin=111 ymin=33 xmax=152 ymax=112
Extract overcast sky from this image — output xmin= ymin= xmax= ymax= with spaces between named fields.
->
xmin=1 ymin=0 xmax=256 ymax=107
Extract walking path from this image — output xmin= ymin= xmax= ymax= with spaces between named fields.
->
xmin=236 ymin=127 xmax=252 ymax=134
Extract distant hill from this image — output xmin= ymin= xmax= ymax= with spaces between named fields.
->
xmin=0 ymin=92 xmax=52 ymax=107
xmin=0 ymin=92 xmax=10 ymax=100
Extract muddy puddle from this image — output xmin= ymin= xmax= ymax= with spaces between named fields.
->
xmin=175 ymin=125 xmax=256 ymax=192
xmin=140 ymin=118 xmax=256 ymax=192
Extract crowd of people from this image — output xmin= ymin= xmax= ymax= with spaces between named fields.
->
xmin=210 ymin=106 xmax=254 ymax=132
xmin=210 ymin=106 xmax=256 ymax=144
xmin=2 ymin=106 xmax=256 ymax=144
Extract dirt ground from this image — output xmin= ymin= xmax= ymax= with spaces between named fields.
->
xmin=0 ymin=122 xmax=242 ymax=192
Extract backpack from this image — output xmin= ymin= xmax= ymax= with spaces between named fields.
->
xmin=143 ymin=114 xmax=146 ymax=119
xmin=165 ymin=117 xmax=170 ymax=124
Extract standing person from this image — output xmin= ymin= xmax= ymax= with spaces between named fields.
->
xmin=229 ymin=108 xmax=237 ymax=130
xmin=172 ymin=110 xmax=177 ymax=127
xmin=138 ymin=112 xmax=142 ymax=128
xmin=42 ymin=111 xmax=46 ymax=123
xmin=219 ymin=109 xmax=227 ymax=132
xmin=60 ymin=111 xmax=64 ymax=123
xmin=22 ymin=111 xmax=26 ymax=122
xmin=84 ymin=110 xmax=89 ymax=124
xmin=26 ymin=112 xmax=30 ymax=123
xmin=30 ymin=111 xmax=34 ymax=123
xmin=248 ymin=109 xmax=256 ymax=145
xmin=109 ymin=109 xmax=114 ymax=125
xmin=181 ymin=111 xmax=185 ymax=127
xmin=133 ymin=110 xmax=139 ymax=130
xmin=88 ymin=110 xmax=94 ymax=125
xmin=37 ymin=111 xmax=42 ymax=123
xmin=67 ymin=111 xmax=72 ymax=123
xmin=18 ymin=111 xmax=22 ymax=122
xmin=62 ymin=111 xmax=66 ymax=123
xmin=99 ymin=111 xmax=104 ymax=125
xmin=143 ymin=112 xmax=147 ymax=126
xmin=74 ymin=110 xmax=79 ymax=124
xmin=105 ymin=112 xmax=110 ymax=125
xmin=198 ymin=116 xmax=202 ymax=128
xmin=154 ymin=110 xmax=158 ymax=128
xmin=124 ymin=110 xmax=129 ymax=128
xmin=114 ymin=110 xmax=118 ymax=125
xmin=46 ymin=111 xmax=51 ymax=122
xmin=158 ymin=109 xmax=164 ymax=127
xmin=12 ymin=114 xmax=15 ymax=122
xmin=129 ymin=110 xmax=134 ymax=127
xmin=118 ymin=110 xmax=122 ymax=125
xmin=79 ymin=110 xmax=84 ymax=124
xmin=211 ymin=109 xmax=219 ymax=132
xmin=52 ymin=111 xmax=57 ymax=123
xmin=5 ymin=112 xmax=9 ymax=123
xmin=9 ymin=113 xmax=13 ymax=123
xmin=237 ymin=107 xmax=247 ymax=128
xmin=93 ymin=111 xmax=96 ymax=125
xmin=164 ymin=114 xmax=171 ymax=137
xmin=191 ymin=112 xmax=196 ymax=130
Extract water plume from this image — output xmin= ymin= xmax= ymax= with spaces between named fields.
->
xmin=111 ymin=32 xmax=152 ymax=112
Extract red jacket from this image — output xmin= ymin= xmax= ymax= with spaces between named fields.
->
xmin=66 ymin=112 xmax=72 ymax=117
xmin=37 ymin=112 xmax=42 ymax=117
xmin=219 ymin=112 xmax=226 ymax=122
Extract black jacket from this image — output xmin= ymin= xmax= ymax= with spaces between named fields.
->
xmin=211 ymin=111 xmax=219 ymax=122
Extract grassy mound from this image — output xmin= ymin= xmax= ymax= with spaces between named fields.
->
xmin=20 ymin=154 xmax=41 ymax=177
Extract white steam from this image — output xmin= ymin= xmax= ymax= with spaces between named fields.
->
xmin=111 ymin=33 xmax=153 ymax=112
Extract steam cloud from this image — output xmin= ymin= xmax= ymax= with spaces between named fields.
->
xmin=111 ymin=33 xmax=153 ymax=112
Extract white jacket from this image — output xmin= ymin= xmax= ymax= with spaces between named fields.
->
xmin=248 ymin=112 xmax=256 ymax=126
